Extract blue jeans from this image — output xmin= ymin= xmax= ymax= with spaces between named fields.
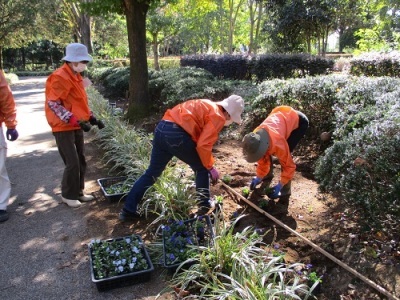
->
xmin=123 ymin=120 xmax=210 ymax=213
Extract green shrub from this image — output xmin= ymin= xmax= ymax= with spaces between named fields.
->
xmin=333 ymin=76 xmax=400 ymax=139
xmin=315 ymin=88 xmax=400 ymax=223
xmin=350 ymin=51 xmax=400 ymax=77
xmin=14 ymin=70 xmax=52 ymax=77
xmin=247 ymin=75 xmax=348 ymax=139
xmin=148 ymin=67 xmax=233 ymax=112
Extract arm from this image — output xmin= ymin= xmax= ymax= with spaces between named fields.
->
xmin=47 ymin=100 xmax=73 ymax=123
xmin=196 ymin=120 xmax=219 ymax=170
xmin=0 ymin=72 xmax=17 ymax=129
xmin=256 ymin=155 xmax=272 ymax=179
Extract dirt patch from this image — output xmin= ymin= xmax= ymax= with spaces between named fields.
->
xmin=81 ymin=128 xmax=399 ymax=299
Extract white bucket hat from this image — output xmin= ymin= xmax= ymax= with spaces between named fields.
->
xmin=216 ymin=95 xmax=244 ymax=124
xmin=62 ymin=43 xmax=93 ymax=62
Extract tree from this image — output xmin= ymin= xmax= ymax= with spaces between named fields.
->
xmin=147 ymin=6 xmax=174 ymax=70
xmin=247 ymin=0 xmax=264 ymax=54
xmin=82 ymin=0 xmax=181 ymax=122
xmin=0 ymin=0 xmax=43 ymax=69
xmin=62 ymin=0 xmax=93 ymax=52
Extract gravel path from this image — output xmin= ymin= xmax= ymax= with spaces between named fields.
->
xmin=0 ymin=77 xmax=167 ymax=300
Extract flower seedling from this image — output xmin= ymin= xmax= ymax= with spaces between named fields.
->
xmin=105 ymin=182 xmax=131 ymax=195
xmin=258 ymin=198 xmax=269 ymax=209
xmin=308 ymin=271 xmax=322 ymax=283
xmin=89 ymin=235 xmax=150 ymax=280
xmin=162 ymin=216 xmax=213 ymax=267
xmin=215 ymin=195 xmax=223 ymax=204
xmin=222 ymin=174 xmax=232 ymax=184
xmin=241 ymin=187 xmax=250 ymax=198
xmin=264 ymin=186 xmax=273 ymax=195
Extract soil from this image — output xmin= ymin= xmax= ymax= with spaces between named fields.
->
xmin=82 ymin=116 xmax=399 ymax=300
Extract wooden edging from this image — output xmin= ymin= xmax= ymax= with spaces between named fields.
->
xmin=220 ymin=181 xmax=399 ymax=300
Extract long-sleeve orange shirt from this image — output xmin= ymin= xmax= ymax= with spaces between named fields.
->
xmin=0 ymin=71 xmax=17 ymax=129
xmin=45 ymin=63 xmax=90 ymax=132
xmin=162 ymin=99 xmax=225 ymax=170
xmin=255 ymin=106 xmax=299 ymax=185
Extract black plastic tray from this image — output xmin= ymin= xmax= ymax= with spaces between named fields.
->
xmin=88 ymin=235 xmax=154 ymax=291
xmin=97 ymin=176 xmax=133 ymax=202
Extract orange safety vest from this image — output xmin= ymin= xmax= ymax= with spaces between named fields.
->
xmin=45 ymin=64 xmax=90 ymax=132
xmin=0 ymin=71 xmax=17 ymax=129
xmin=162 ymin=99 xmax=226 ymax=169
xmin=255 ymin=106 xmax=300 ymax=185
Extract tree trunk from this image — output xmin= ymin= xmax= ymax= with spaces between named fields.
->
xmin=80 ymin=14 xmax=93 ymax=53
xmin=0 ymin=46 xmax=3 ymax=70
xmin=152 ymin=33 xmax=160 ymax=71
xmin=124 ymin=0 xmax=150 ymax=122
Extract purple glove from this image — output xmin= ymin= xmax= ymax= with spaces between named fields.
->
xmin=250 ymin=177 xmax=262 ymax=190
xmin=6 ymin=129 xmax=18 ymax=141
xmin=208 ymin=167 xmax=220 ymax=184
xmin=267 ymin=182 xmax=283 ymax=199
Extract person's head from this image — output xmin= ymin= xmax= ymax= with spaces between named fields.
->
xmin=216 ymin=95 xmax=244 ymax=126
xmin=242 ymin=128 xmax=270 ymax=162
xmin=62 ymin=43 xmax=92 ymax=73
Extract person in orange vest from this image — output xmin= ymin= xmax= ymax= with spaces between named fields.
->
xmin=45 ymin=43 xmax=104 ymax=208
xmin=0 ymin=71 xmax=18 ymax=222
xmin=119 ymin=95 xmax=245 ymax=221
xmin=242 ymin=105 xmax=309 ymax=200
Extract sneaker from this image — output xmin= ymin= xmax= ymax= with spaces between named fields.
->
xmin=61 ymin=197 xmax=82 ymax=208
xmin=119 ymin=209 xmax=140 ymax=222
xmin=79 ymin=194 xmax=94 ymax=202
xmin=0 ymin=210 xmax=9 ymax=222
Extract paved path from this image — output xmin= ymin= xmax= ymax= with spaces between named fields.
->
xmin=0 ymin=77 xmax=162 ymax=300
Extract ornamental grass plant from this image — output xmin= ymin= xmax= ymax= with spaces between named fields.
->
xmin=164 ymin=214 xmax=314 ymax=299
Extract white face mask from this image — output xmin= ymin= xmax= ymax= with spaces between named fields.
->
xmin=72 ymin=63 xmax=87 ymax=73
xmin=224 ymin=119 xmax=233 ymax=126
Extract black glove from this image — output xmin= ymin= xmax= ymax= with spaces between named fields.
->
xmin=89 ymin=115 xmax=105 ymax=129
xmin=79 ymin=121 xmax=92 ymax=132
xmin=97 ymin=119 xmax=105 ymax=129
xmin=89 ymin=115 xmax=98 ymax=125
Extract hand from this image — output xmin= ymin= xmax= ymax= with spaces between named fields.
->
xmin=6 ymin=129 xmax=18 ymax=141
xmin=267 ymin=182 xmax=283 ymax=199
xmin=208 ymin=167 xmax=220 ymax=184
xmin=69 ymin=115 xmax=79 ymax=127
xmin=97 ymin=119 xmax=105 ymax=129
xmin=89 ymin=115 xmax=105 ymax=129
xmin=79 ymin=121 xmax=92 ymax=132
xmin=250 ymin=177 xmax=262 ymax=190
xmin=89 ymin=115 xmax=98 ymax=125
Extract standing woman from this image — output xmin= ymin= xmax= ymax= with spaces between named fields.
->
xmin=119 ymin=95 xmax=245 ymax=221
xmin=0 ymin=70 xmax=18 ymax=222
xmin=45 ymin=43 xmax=103 ymax=208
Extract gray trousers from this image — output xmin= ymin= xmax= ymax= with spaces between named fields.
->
xmin=53 ymin=130 xmax=86 ymax=199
